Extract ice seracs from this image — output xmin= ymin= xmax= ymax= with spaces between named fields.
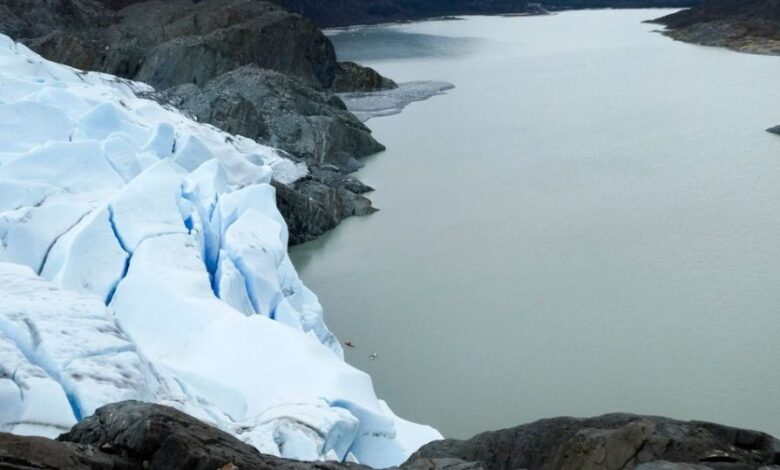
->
xmin=0 ymin=35 xmax=441 ymax=466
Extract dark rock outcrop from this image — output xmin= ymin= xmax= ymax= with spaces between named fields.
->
xmin=268 ymin=0 xmax=698 ymax=27
xmin=3 ymin=403 xmax=780 ymax=470
xmin=273 ymin=170 xmax=377 ymax=245
xmin=0 ymin=401 xmax=475 ymax=470
xmin=767 ymin=125 xmax=780 ymax=135
xmin=655 ymin=0 xmax=780 ymax=55
xmin=156 ymin=66 xmax=384 ymax=168
xmin=333 ymin=62 xmax=398 ymax=93
xmin=0 ymin=0 xmax=400 ymax=245
xmin=411 ymin=413 xmax=780 ymax=470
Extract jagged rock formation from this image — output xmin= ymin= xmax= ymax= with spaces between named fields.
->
xmin=0 ymin=0 xmax=397 ymax=244
xmin=411 ymin=414 xmax=780 ymax=470
xmin=655 ymin=0 xmax=780 ymax=55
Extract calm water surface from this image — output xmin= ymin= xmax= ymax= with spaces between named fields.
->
xmin=292 ymin=10 xmax=780 ymax=438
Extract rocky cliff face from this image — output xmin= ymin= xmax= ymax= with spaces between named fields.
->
xmin=2 ymin=402 xmax=778 ymax=470
xmin=0 ymin=0 xmax=395 ymax=244
xmin=655 ymin=0 xmax=780 ymax=55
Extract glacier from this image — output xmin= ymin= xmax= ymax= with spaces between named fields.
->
xmin=0 ymin=34 xmax=441 ymax=467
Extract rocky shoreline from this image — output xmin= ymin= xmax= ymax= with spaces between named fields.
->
xmin=2 ymin=401 xmax=778 ymax=470
xmin=653 ymin=1 xmax=780 ymax=56
xmin=653 ymin=1 xmax=780 ymax=136
xmin=0 ymin=0 xmax=401 ymax=244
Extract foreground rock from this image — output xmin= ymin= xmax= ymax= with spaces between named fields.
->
xmin=0 ymin=0 xmax=398 ymax=244
xmin=0 ymin=401 xmax=471 ymax=470
xmin=3 ymin=403 xmax=780 ymax=470
xmin=768 ymin=125 xmax=780 ymax=135
xmin=654 ymin=0 xmax=780 ymax=56
xmin=412 ymin=414 xmax=780 ymax=470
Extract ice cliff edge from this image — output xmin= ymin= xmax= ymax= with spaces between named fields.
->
xmin=0 ymin=34 xmax=440 ymax=468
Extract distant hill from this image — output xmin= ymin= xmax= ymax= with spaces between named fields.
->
xmin=270 ymin=0 xmax=700 ymax=27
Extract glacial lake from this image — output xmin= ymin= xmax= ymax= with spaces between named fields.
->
xmin=291 ymin=10 xmax=780 ymax=439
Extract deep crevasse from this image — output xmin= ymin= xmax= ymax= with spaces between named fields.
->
xmin=0 ymin=35 xmax=441 ymax=467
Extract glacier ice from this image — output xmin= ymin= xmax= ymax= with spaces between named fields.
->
xmin=0 ymin=34 xmax=441 ymax=466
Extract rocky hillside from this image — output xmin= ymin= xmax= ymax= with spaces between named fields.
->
xmin=0 ymin=0 xmax=397 ymax=244
xmin=269 ymin=0 xmax=699 ymax=27
xmin=655 ymin=0 xmax=780 ymax=55
xmin=3 ymin=401 xmax=779 ymax=470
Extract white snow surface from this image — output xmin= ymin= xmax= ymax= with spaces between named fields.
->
xmin=0 ymin=35 xmax=441 ymax=466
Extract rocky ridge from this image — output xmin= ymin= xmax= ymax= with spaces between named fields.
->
xmin=2 ymin=401 xmax=779 ymax=470
xmin=0 ymin=0 xmax=397 ymax=244
xmin=269 ymin=0 xmax=698 ymax=28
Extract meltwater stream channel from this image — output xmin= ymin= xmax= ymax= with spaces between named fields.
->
xmin=291 ymin=9 xmax=780 ymax=439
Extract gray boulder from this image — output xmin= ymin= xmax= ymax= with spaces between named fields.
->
xmin=767 ymin=125 xmax=780 ymax=136
xmin=411 ymin=414 xmax=780 ymax=470
xmin=156 ymin=66 xmax=384 ymax=168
